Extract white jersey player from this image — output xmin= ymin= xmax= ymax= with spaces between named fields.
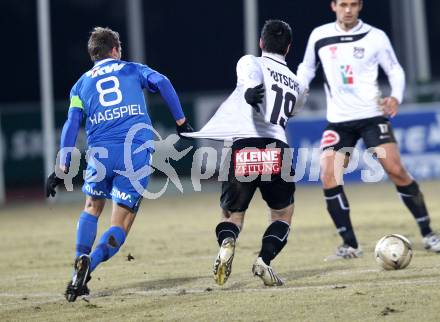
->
xmin=297 ymin=0 xmax=440 ymax=260
xmin=184 ymin=20 xmax=306 ymax=286
xmin=185 ymin=52 xmax=306 ymax=144
xmin=297 ymin=19 xmax=405 ymax=123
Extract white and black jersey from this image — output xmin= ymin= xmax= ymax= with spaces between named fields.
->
xmin=297 ymin=20 xmax=405 ymax=123
xmin=184 ymin=52 xmax=307 ymax=144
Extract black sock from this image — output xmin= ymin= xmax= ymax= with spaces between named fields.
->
xmin=259 ymin=220 xmax=290 ymax=265
xmin=324 ymin=186 xmax=358 ymax=248
xmin=396 ymin=181 xmax=432 ymax=237
xmin=215 ymin=222 xmax=240 ymax=246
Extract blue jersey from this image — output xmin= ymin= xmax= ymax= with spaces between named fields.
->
xmin=60 ymin=57 xmax=185 ymax=209
xmin=69 ymin=58 xmax=158 ymax=146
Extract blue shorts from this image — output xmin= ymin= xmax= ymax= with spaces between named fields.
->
xmin=82 ymin=144 xmax=152 ymax=212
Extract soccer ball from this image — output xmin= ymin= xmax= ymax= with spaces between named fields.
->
xmin=374 ymin=234 xmax=413 ymax=270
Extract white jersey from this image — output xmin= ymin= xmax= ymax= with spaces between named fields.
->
xmin=297 ymin=20 xmax=405 ymax=123
xmin=184 ymin=52 xmax=306 ymax=143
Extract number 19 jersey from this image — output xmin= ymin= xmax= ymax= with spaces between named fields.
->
xmin=247 ymin=54 xmax=306 ymax=132
xmin=69 ymin=58 xmax=157 ymax=147
xmin=184 ymin=53 xmax=306 ymax=144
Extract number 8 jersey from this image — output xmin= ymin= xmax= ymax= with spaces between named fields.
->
xmin=184 ymin=52 xmax=307 ymax=144
xmin=69 ymin=58 xmax=158 ymax=147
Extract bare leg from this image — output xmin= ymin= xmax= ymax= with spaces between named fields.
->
xmin=376 ymin=143 xmax=433 ymax=237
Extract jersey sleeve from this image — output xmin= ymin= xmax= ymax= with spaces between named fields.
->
xmin=136 ymin=63 xmax=185 ymax=120
xmin=296 ymin=29 xmax=318 ymax=89
xmin=69 ymin=79 xmax=85 ymax=110
xmin=377 ymin=31 xmax=405 ymax=103
xmin=60 ymin=108 xmax=83 ymax=168
xmin=236 ymin=55 xmax=263 ymax=89
xmin=148 ymin=72 xmax=185 ymax=121
xmin=137 ymin=64 xmax=160 ymax=93
xmin=61 ymin=79 xmax=84 ymax=168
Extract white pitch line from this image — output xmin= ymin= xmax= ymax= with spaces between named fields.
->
xmin=1 ymin=277 xmax=439 ymax=303
xmin=320 ymin=268 xmax=379 ymax=276
xmin=0 ymin=296 xmax=64 ymax=308
xmin=0 ymin=292 xmax=60 ymax=298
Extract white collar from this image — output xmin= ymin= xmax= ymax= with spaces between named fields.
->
xmin=94 ymin=58 xmax=115 ymax=67
xmin=261 ymin=52 xmax=286 ymax=65
xmin=334 ymin=19 xmax=364 ymax=33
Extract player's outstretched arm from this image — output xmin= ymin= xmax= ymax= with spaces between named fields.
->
xmin=147 ymin=72 xmax=194 ymax=137
xmin=176 ymin=118 xmax=194 ymax=138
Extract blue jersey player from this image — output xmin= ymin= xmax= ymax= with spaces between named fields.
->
xmin=45 ymin=27 xmax=193 ymax=302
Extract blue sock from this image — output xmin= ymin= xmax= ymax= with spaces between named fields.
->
xmin=90 ymin=226 xmax=126 ymax=272
xmin=75 ymin=211 xmax=98 ymax=258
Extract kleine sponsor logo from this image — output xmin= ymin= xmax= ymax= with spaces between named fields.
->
xmin=234 ymin=148 xmax=281 ymax=176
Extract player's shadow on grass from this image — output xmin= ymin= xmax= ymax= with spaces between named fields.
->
xmin=93 ymin=276 xmax=204 ymax=297
xmin=216 ymin=265 xmax=351 ymax=291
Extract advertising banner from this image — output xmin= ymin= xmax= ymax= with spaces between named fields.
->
xmin=286 ymin=107 xmax=440 ymax=183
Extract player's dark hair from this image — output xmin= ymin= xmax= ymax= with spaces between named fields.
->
xmin=260 ymin=20 xmax=292 ymax=55
xmin=87 ymin=27 xmax=121 ymax=62
xmin=332 ymin=0 xmax=363 ymax=4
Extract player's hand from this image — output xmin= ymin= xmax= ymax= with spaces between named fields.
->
xmin=379 ymin=97 xmax=399 ymax=118
xmin=46 ymin=171 xmax=63 ymax=198
xmin=176 ymin=119 xmax=194 ymax=139
xmin=245 ymin=84 xmax=265 ymax=111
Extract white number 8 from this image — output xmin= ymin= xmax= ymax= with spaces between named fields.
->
xmin=96 ymin=76 xmax=122 ymax=107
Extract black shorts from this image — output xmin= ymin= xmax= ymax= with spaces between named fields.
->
xmin=220 ymin=138 xmax=296 ymax=212
xmin=320 ymin=116 xmax=397 ymax=151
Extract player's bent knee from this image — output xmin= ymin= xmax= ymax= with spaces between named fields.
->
xmin=221 ymin=209 xmax=232 ymax=219
xmin=320 ymin=172 xmax=337 ymax=187
xmin=270 ymin=205 xmax=293 ymax=224
xmin=220 ymin=209 xmax=245 ymax=229
xmin=111 ymin=203 xmax=137 ymax=234
xmin=84 ymin=197 xmax=105 ymax=216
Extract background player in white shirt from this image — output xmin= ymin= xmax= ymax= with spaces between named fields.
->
xmin=297 ymin=0 xmax=440 ymax=260
xmin=185 ymin=20 xmax=306 ymax=286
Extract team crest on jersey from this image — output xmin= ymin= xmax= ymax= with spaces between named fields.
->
xmin=320 ymin=130 xmax=340 ymax=149
xmin=329 ymin=46 xmax=338 ymax=59
xmin=340 ymin=65 xmax=354 ymax=85
xmin=353 ymin=47 xmax=365 ymax=59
